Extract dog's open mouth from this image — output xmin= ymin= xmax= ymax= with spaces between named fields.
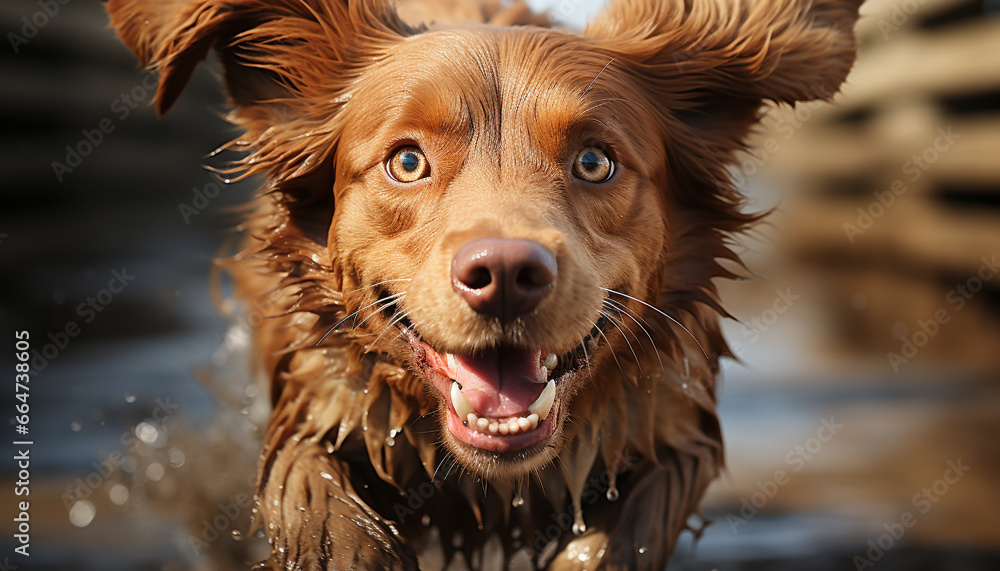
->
xmin=403 ymin=318 xmax=609 ymax=454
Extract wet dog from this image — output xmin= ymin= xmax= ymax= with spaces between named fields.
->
xmin=107 ymin=0 xmax=860 ymax=567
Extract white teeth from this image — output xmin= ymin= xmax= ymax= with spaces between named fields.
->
xmin=528 ymin=380 xmax=555 ymax=420
xmin=446 ymin=353 xmax=458 ymax=377
xmin=540 ymin=366 xmax=548 ymax=379
xmin=451 ymin=381 xmax=474 ymax=420
xmin=544 ymin=352 xmax=558 ymax=369
xmin=508 ymin=419 xmax=520 ymax=434
xmin=456 ymin=379 xmax=554 ymax=437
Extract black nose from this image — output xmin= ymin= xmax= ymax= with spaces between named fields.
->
xmin=451 ymin=238 xmax=557 ymax=321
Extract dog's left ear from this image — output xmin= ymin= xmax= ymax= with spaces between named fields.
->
xmin=586 ymin=0 xmax=861 ymax=109
xmin=107 ymin=0 xmax=412 ymax=117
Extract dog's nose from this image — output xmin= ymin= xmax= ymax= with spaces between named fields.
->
xmin=452 ymin=238 xmax=557 ymax=321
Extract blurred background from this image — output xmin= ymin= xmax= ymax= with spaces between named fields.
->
xmin=1 ymin=0 xmax=998 ymax=569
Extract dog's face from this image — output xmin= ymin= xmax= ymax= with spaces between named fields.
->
xmin=331 ymin=28 xmax=668 ymax=477
xmin=108 ymin=0 xmax=859 ymax=483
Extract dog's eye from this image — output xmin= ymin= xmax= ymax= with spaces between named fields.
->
xmin=572 ymin=147 xmax=613 ymax=183
xmin=387 ymin=146 xmax=430 ymax=183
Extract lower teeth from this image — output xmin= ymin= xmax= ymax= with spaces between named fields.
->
xmin=465 ymin=412 xmax=540 ymax=435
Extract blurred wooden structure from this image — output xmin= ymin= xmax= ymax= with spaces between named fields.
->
xmin=754 ymin=0 xmax=1000 ymax=374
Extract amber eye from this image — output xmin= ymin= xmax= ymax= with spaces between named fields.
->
xmin=387 ymin=146 xmax=430 ymax=183
xmin=572 ymin=147 xmax=613 ymax=182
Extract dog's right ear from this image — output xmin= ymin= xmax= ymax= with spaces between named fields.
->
xmin=106 ymin=0 xmax=413 ymax=116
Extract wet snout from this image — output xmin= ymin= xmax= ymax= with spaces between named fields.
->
xmin=451 ymin=238 xmax=557 ymax=322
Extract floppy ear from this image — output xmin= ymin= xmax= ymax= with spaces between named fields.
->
xmin=586 ymin=0 xmax=861 ymax=106
xmin=105 ymin=0 xmax=413 ymax=263
xmin=582 ymin=0 xmax=861 ymax=344
xmin=106 ymin=0 xmax=413 ymax=118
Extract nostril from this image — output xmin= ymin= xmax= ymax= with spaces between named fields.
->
xmin=515 ymin=265 xmax=554 ymax=292
xmin=452 ymin=238 xmax=557 ymax=320
xmin=465 ymin=267 xmax=492 ymax=290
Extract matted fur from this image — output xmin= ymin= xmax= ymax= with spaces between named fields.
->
xmin=106 ymin=0 xmax=861 ymax=568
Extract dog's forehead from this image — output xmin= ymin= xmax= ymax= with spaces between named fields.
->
xmin=340 ymin=26 xmax=658 ymax=168
xmin=348 ymin=26 xmax=631 ymax=132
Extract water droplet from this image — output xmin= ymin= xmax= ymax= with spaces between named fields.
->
xmin=109 ymin=484 xmax=129 ymax=505
xmin=421 ymin=514 xmax=431 ymax=526
xmin=638 ymin=547 xmax=647 ymax=555
xmin=606 ymin=487 xmax=619 ymax=502
xmin=512 ymin=494 xmax=524 ymax=507
xmin=511 ymin=527 xmax=522 ymax=539
xmin=125 ymin=392 xmax=136 ymax=404
xmin=135 ymin=421 xmax=159 ymax=445
xmin=169 ymin=449 xmax=186 ymax=468
xmin=70 ymin=421 xmax=82 ymax=432
xmin=681 ymin=383 xmax=688 ymax=389
xmin=146 ymin=462 xmax=165 ymax=481
xmin=320 ymin=472 xmax=333 ymax=481
xmin=245 ymin=385 xmax=259 ymax=398
xmin=232 ymin=529 xmax=243 ymax=541
xmin=240 ymin=406 xmax=250 ymax=415
xmin=69 ymin=500 xmax=96 ymax=527
xmin=572 ymin=521 xmax=586 ymax=535
xmin=386 ymin=435 xmax=395 ymax=447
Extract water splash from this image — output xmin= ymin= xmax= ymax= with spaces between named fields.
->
xmin=69 ymin=500 xmax=96 ymax=527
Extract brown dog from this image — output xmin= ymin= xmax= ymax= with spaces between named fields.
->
xmin=107 ymin=0 xmax=860 ymax=568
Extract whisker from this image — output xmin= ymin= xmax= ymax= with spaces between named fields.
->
xmin=581 ymin=58 xmax=614 ymax=98
xmin=342 ymin=278 xmax=413 ymax=297
xmin=368 ymin=310 xmax=411 ymax=348
xmin=585 ymin=316 xmax=624 ymax=376
xmin=598 ymin=309 xmax=642 ymax=373
xmin=599 ymin=287 xmax=710 ymax=360
xmin=604 ymin=298 xmax=665 ymax=372
xmin=315 ymin=292 xmax=405 ymax=346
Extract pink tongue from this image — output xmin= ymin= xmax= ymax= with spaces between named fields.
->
xmin=455 ymin=347 xmax=546 ymax=417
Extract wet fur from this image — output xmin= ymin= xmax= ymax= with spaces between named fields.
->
xmin=106 ymin=0 xmax=861 ymax=568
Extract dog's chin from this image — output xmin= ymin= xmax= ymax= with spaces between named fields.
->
xmin=438 ymin=400 xmax=564 ymax=480
xmin=403 ymin=319 xmax=609 ymax=481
